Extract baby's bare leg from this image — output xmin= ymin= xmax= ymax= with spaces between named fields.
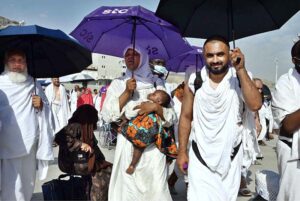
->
xmin=126 ymin=147 xmax=144 ymax=174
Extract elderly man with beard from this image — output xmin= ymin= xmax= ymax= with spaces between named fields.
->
xmin=0 ymin=49 xmax=53 ymax=201
xmin=177 ymin=36 xmax=262 ymax=201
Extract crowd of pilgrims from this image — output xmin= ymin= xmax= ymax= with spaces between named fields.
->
xmin=1 ymin=36 xmax=300 ymax=201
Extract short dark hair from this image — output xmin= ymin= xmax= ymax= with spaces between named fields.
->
xmin=156 ymin=90 xmax=171 ymax=107
xmin=203 ymin=35 xmax=230 ymax=49
xmin=291 ymin=40 xmax=300 ymax=58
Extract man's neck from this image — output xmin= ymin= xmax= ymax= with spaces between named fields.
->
xmin=53 ymin=84 xmax=60 ymax=90
xmin=209 ymin=71 xmax=227 ymax=83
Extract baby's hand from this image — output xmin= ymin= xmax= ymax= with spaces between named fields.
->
xmin=81 ymin=143 xmax=92 ymax=153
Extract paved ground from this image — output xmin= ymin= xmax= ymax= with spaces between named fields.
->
xmin=32 ymin=130 xmax=278 ymax=201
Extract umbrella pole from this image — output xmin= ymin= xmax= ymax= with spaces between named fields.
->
xmin=196 ymin=54 xmax=199 ymax=72
xmin=34 ymin=78 xmax=37 ymax=95
xmin=131 ymin=17 xmax=137 ymax=79
xmin=30 ymin=39 xmax=37 ymax=95
xmin=228 ymin=0 xmax=236 ymax=48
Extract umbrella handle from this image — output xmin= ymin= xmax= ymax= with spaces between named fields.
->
xmin=34 ymin=78 xmax=37 ymax=95
xmin=131 ymin=71 xmax=134 ymax=97
xmin=33 ymin=78 xmax=39 ymax=113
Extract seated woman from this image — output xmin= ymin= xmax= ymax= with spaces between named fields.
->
xmin=55 ymin=104 xmax=112 ymax=201
xmin=121 ymin=89 xmax=177 ymax=174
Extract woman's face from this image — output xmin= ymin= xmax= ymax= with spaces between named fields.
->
xmin=124 ymin=48 xmax=141 ymax=71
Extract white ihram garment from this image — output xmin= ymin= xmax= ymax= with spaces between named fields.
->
xmin=0 ymin=73 xmax=54 ymax=201
xmin=272 ymin=68 xmax=300 ymax=201
xmin=45 ymin=83 xmax=71 ymax=134
xmin=102 ymin=78 xmax=176 ymax=201
xmin=187 ymin=67 xmax=244 ymax=201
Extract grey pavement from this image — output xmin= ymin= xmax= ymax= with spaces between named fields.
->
xmin=32 ymin=131 xmax=278 ymax=201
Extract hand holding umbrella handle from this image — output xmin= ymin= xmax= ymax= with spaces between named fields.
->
xmin=32 ymin=95 xmax=43 ymax=110
xmin=235 ymin=57 xmax=241 ymax=65
xmin=125 ymin=78 xmax=136 ymax=97
xmin=230 ymin=48 xmax=244 ymax=70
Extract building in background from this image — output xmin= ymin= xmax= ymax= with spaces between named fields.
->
xmin=91 ymin=53 xmax=125 ymax=80
xmin=0 ymin=16 xmax=24 ymax=29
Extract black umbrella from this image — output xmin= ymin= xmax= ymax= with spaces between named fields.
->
xmin=156 ymin=0 xmax=300 ymax=47
xmin=0 ymin=25 xmax=92 ymax=78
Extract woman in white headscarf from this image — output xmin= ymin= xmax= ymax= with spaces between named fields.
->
xmin=102 ymin=45 xmax=176 ymax=201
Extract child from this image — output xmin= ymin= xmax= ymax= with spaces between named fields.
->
xmin=121 ymin=89 xmax=177 ymax=174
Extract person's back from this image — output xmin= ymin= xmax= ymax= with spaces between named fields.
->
xmin=54 ymin=104 xmax=112 ymax=201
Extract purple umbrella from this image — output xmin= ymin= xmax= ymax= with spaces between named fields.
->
xmin=70 ymin=5 xmax=192 ymax=61
xmin=166 ymin=46 xmax=204 ymax=73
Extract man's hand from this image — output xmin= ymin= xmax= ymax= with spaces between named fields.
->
xmin=32 ymin=95 xmax=43 ymax=110
xmin=134 ymin=102 xmax=157 ymax=116
xmin=125 ymin=78 xmax=136 ymax=93
xmin=230 ymin=48 xmax=245 ymax=72
xmin=177 ymin=150 xmax=189 ymax=174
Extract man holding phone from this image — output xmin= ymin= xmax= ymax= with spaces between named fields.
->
xmin=177 ymin=35 xmax=262 ymax=201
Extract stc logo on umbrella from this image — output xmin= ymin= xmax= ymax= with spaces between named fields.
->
xmin=146 ymin=46 xmax=159 ymax=56
xmin=79 ymin=29 xmax=94 ymax=43
xmin=102 ymin=9 xmax=129 ymax=15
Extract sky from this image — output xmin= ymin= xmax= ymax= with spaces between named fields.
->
xmin=1 ymin=0 xmax=299 ymax=83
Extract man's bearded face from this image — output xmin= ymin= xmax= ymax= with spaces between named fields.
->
xmin=204 ymin=41 xmax=230 ymax=75
xmin=5 ymin=54 xmax=28 ymax=83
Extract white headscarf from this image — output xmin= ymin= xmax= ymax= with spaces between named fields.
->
xmin=123 ymin=44 xmax=154 ymax=86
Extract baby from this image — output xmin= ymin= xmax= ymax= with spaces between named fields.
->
xmin=121 ymin=89 xmax=175 ymax=174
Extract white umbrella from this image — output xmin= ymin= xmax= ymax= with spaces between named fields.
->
xmin=71 ymin=73 xmax=95 ymax=82
xmin=44 ymin=74 xmax=75 ymax=84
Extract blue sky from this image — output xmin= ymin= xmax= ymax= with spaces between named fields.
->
xmin=1 ymin=0 xmax=299 ymax=82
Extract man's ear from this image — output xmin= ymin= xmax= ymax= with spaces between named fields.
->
xmin=292 ymin=57 xmax=296 ymax=64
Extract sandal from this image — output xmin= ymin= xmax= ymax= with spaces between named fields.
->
xmin=239 ymin=188 xmax=252 ymax=197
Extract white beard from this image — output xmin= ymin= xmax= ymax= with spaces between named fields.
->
xmin=2 ymin=65 xmax=28 ymax=83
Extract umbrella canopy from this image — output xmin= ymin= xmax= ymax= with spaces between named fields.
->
xmin=44 ymin=74 xmax=75 ymax=84
xmin=0 ymin=25 xmax=92 ymax=78
xmin=71 ymin=5 xmax=192 ymax=60
xmin=71 ymin=73 xmax=95 ymax=82
xmin=156 ymin=0 xmax=300 ymax=43
xmin=167 ymin=46 xmax=204 ymax=72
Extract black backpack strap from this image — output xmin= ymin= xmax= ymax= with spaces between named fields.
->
xmin=194 ymin=71 xmax=203 ymax=92
xmin=237 ymin=75 xmax=241 ymax=88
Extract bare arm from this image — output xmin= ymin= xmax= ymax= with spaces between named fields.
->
xmin=177 ymin=84 xmax=194 ymax=174
xmin=231 ymin=48 xmax=262 ymax=111
xmin=281 ymin=109 xmax=300 ymax=136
